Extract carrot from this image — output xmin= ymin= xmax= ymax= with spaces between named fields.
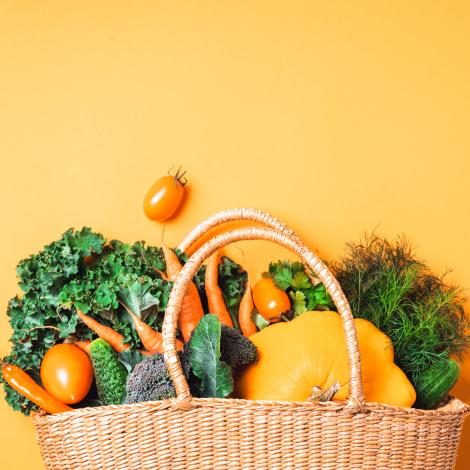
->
xmin=63 ymin=337 xmax=91 ymax=355
xmin=162 ymin=244 xmax=205 ymax=342
xmin=161 ymin=244 xmax=182 ymax=280
xmin=238 ymin=280 xmax=257 ymax=336
xmin=76 ymin=309 xmax=129 ymax=353
xmin=2 ymin=363 xmax=72 ymax=414
xmin=122 ymin=303 xmax=183 ymax=353
xmin=73 ymin=340 xmax=91 ymax=355
xmin=155 ymin=268 xmax=169 ymax=281
xmin=205 ymin=251 xmax=234 ymax=327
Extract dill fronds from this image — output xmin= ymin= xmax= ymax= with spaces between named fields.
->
xmin=333 ymin=234 xmax=469 ymax=388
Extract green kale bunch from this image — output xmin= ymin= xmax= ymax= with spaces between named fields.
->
xmin=3 ymin=228 xmax=171 ymax=414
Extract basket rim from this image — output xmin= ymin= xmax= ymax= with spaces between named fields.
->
xmin=32 ymin=395 xmax=470 ymax=424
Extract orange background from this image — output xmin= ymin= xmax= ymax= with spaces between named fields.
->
xmin=1 ymin=1 xmax=469 ymax=468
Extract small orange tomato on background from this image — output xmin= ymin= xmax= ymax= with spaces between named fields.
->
xmin=143 ymin=167 xmax=187 ymax=222
xmin=252 ymin=277 xmax=291 ymax=322
xmin=40 ymin=344 xmax=94 ymax=404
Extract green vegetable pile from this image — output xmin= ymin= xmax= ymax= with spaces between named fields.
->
xmin=3 ymin=228 xmax=248 ymax=415
xmin=124 ymin=314 xmax=257 ymax=403
xmin=333 ymin=234 xmax=469 ymax=405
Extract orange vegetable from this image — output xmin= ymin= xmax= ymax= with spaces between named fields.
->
xmin=63 ymin=338 xmax=91 ymax=355
xmin=123 ymin=303 xmax=183 ymax=353
xmin=236 ymin=311 xmax=416 ymax=407
xmin=205 ymin=251 xmax=234 ymax=327
xmin=155 ymin=268 xmax=169 ymax=280
xmin=40 ymin=344 xmax=93 ymax=405
xmin=76 ymin=309 xmax=129 ymax=353
xmin=238 ymin=280 xmax=257 ymax=336
xmin=2 ymin=363 xmax=72 ymax=414
xmin=252 ymin=278 xmax=291 ymax=322
xmin=143 ymin=168 xmax=187 ymax=222
xmin=162 ymin=244 xmax=205 ymax=342
xmin=73 ymin=340 xmax=91 ymax=355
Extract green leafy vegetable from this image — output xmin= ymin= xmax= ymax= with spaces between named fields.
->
xmin=333 ymin=233 xmax=469 ymax=402
xmin=266 ymin=260 xmax=334 ymax=314
xmin=2 ymin=228 xmax=171 ymax=414
xmin=189 ymin=314 xmax=233 ymax=398
xmin=290 ymin=290 xmax=307 ymax=315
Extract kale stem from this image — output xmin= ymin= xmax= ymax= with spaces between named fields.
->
xmin=22 ymin=326 xmax=61 ymax=332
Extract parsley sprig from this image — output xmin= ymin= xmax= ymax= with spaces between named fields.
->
xmin=265 ymin=260 xmax=334 ymax=317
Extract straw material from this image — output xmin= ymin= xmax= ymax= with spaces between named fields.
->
xmin=33 ymin=209 xmax=470 ymax=469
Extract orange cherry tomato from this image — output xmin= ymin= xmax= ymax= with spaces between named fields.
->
xmin=252 ymin=278 xmax=291 ymax=322
xmin=143 ymin=168 xmax=187 ymax=222
xmin=40 ymin=344 xmax=93 ymax=405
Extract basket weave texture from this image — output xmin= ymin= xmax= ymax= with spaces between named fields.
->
xmin=33 ymin=208 xmax=470 ymax=469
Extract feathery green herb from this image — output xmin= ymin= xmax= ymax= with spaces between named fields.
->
xmin=333 ymin=234 xmax=469 ymax=394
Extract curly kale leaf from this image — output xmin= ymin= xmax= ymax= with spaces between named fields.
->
xmin=16 ymin=227 xmax=105 ymax=301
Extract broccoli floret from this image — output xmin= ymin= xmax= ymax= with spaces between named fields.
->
xmin=220 ymin=325 xmax=257 ymax=368
xmin=125 ymin=351 xmax=191 ymax=404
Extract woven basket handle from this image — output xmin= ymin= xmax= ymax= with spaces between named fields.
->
xmin=178 ymin=208 xmax=320 ymax=286
xmin=163 ymin=220 xmax=365 ymax=409
xmin=177 ymin=208 xmax=299 ymax=253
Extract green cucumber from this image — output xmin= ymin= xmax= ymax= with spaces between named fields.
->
xmin=414 ymin=358 xmax=460 ymax=410
xmin=90 ymin=339 xmax=128 ymax=405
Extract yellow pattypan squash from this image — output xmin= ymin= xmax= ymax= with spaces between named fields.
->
xmin=235 ymin=310 xmax=416 ymax=407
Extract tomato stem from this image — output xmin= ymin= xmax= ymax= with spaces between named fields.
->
xmin=168 ymin=165 xmax=188 ymax=186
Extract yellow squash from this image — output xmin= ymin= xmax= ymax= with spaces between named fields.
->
xmin=235 ymin=311 xmax=416 ymax=407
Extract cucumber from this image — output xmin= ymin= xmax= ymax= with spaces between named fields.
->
xmin=90 ymin=339 xmax=128 ymax=405
xmin=414 ymin=358 xmax=460 ymax=410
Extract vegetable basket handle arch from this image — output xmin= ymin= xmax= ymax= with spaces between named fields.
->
xmin=178 ymin=207 xmax=321 ymax=285
xmin=163 ymin=209 xmax=366 ymax=410
xmin=178 ymin=208 xmax=299 ymax=253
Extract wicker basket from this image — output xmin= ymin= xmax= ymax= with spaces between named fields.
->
xmin=33 ymin=209 xmax=470 ymax=469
